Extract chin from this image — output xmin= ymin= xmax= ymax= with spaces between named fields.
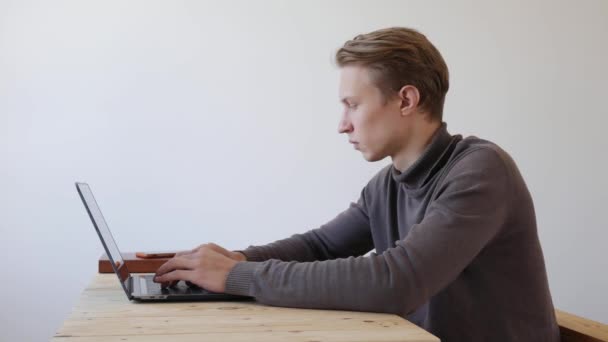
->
xmin=361 ymin=151 xmax=385 ymax=162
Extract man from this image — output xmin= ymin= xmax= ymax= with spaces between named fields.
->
xmin=154 ymin=27 xmax=560 ymax=341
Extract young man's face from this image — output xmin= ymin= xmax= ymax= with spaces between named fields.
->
xmin=338 ymin=65 xmax=405 ymax=162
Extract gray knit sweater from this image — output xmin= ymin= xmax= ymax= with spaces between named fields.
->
xmin=225 ymin=122 xmax=560 ymax=342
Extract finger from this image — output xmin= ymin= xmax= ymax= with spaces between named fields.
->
xmin=155 ymin=257 xmax=195 ymax=278
xmin=185 ymin=280 xmax=198 ymax=288
xmin=159 ymin=278 xmax=178 ymax=288
xmin=163 ymin=280 xmax=178 ymax=288
xmin=154 ymin=270 xmax=193 ymax=286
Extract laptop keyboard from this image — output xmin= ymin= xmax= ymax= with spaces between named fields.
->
xmin=143 ymin=276 xmax=212 ymax=295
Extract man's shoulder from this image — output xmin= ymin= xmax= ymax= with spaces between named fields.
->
xmin=361 ymin=135 xmax=520 ymax=194
xmin=452 ymin=136 xmax=516 ymax=172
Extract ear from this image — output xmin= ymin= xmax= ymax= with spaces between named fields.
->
xmin=398 ymin=85 xmax=421 ymax=116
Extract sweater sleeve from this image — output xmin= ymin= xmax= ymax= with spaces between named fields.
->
xmin=235 ymin=191 xmax=374 ymax=262
xmin=225 ymin=148 xmax=511 ymax=316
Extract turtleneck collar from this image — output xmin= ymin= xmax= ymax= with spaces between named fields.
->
xmin=391 ymin=122 xmax=460 ymax=188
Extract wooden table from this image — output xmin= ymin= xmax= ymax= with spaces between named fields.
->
xmin=53 ymin=274 xmax=439 ymax=341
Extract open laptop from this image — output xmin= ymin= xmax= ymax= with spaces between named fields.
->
xmin=76 ymin=182 xmax=252 ymax=302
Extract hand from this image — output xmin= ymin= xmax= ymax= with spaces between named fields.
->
xmin=174 ymin=243 xmax=247 ymax=262
xmin=161 ymin=243 xmax=246 ymax=288
xmin=153 ymin=243 xmax=243 ymax=293
xmin=191 ymin=242 xmax=247 ymax=261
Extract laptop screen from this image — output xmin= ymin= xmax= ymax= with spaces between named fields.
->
xmin=76 ymin=182 xmax=131 ymax=295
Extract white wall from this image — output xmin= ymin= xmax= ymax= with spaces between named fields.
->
xmin=1 ymin=0 xmax=606 ymax=340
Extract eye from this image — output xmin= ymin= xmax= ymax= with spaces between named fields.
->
xmin=341 ymin=99 xmax=358 ymax=110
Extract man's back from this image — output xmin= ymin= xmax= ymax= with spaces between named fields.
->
xmin=365 ymin=123 xmax=559 ymax=340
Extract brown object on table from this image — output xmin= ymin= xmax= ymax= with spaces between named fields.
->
xmin=98 ymin=252 xmax=172 ymax=273
xmin=135 ymin=251 xmax=177 ymax=259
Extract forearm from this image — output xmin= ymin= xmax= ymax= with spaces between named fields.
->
xmin=235 ymin=232 xmax=322 ymax=262
xmin=225 ymin=246 xmax=422 ymax=316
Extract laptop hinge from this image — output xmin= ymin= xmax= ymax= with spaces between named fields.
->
xmin=127 ymin=276 xmax=134 ymax=299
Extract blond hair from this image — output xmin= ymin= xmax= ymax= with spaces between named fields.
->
xmin=335 ymin=27 xmax=449 ymax=121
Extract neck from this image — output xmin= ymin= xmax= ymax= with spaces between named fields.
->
xmin=391 ymin=119 xmax=442 ymax=173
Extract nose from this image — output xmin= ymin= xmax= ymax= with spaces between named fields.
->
xmin=338 ymin=113 xmax=353 ymax=134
